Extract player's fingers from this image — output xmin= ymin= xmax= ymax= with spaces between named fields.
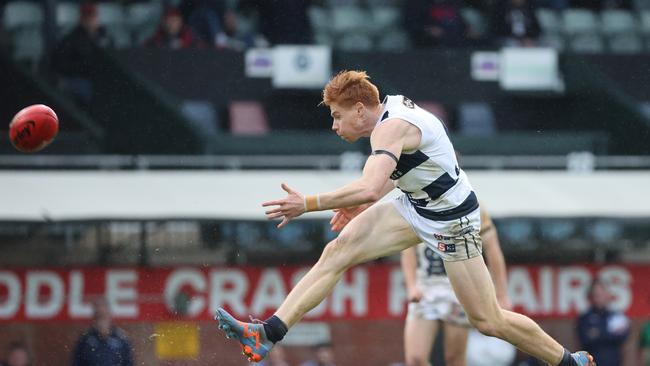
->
xmin=264 ymin=208 xmax=283 ymax=215
xmin=330 ymin=212 xmax=342 ymax=225
xmin=277 ymin=217 xmax=290 ymax=228
xmin=280 ymin=183 xmax=294 ymax=194
xmin=262 ymin=200 xmax=284 ymax=207
xmin=266 ymin=212 xmax=285 ymax=220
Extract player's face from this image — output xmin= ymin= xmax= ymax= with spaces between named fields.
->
xmin=329 ymin=102 xmax=365 ymax=142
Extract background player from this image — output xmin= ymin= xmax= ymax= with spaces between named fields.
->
xmin=402 ymin=206 xmax=510 ymax=366
xmin=215 ymin=70 xmax=594 ymax=366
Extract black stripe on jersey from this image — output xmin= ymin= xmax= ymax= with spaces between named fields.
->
xmin=421 ymin=172 xmax=457 ymax=200
xmin=413 ymin=191 xmax=480 ymax=221
xmin=380 ymin=111 xmax=389 ymax=121
xmin=390 ymin=150 xmax=429 ymax=180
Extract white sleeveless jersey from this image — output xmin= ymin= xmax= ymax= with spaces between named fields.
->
xmin=377 ymin=95 xmax=478 ymax=221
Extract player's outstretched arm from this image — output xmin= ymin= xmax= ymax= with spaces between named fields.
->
xmin=263 ymin=119 xmax=411 ymax=228
xmin=329 ymin=179 xmax=396 ymax=232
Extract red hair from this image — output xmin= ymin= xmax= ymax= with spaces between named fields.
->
xmin=321 ymin=70 xmax=380 ymax=108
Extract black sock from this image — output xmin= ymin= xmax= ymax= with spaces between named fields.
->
xmin=263 ymin=315 xmax=288 ymax=343
xmin=556 ymin=348 xmax=574 ymax=366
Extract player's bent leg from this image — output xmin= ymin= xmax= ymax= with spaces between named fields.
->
xmin=404 ymin=316 xmax=438 ymax=366
xmin=216 ymin=202 xmax=420 ymax=362
xmin=444 ymin=255 xmax=595 ymax=366
xmin=275 ymin=201 xmax=420 ymax=327
xmin=442 ymin=322 xmax=469 ymax=366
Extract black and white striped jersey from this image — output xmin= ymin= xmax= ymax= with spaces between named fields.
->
xmin=377 ymin=95 xmax=478 ymax=221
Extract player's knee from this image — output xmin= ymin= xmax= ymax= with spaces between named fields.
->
xmin=471 ymin=318 xmax=504 ymax=339
xmin=318 ymin=235 xmax=355 ymax=271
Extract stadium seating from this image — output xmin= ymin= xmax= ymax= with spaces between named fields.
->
xmin=416 ymin=101 xmax=447 ymax=121
xmin=562 ymin=8 xmax=600 ymax=36
xmin=126 ymin=1 xmax=162 ymax=46
xmin=536 ymin=8 xmax=563 ymax=35
xmin=181 ymin=100 xmax=219 ymax=136
xmin=461 ymin=7 xmax=488 ymax=39
xmin=369 ymin=6 xmax=401 ymax=35
xmin=608 ymin=33 xmax=643 ymax=54
xmin=634 ymin=0 xmax=650 ymax=10
xmin=641 ymin=11 xmax=650 ymax=50
xmin=3 ymin=1 xmax=43 ymax=62
xmin=337 ymin=33 xmax=373 ymax=51
xmin=229 ymin=101 xmax=269 ymax=135
xmin=376 ymin=29 xmax=410 ymax=51
xmin=601 ymin=10 xmax=637 ymax=36
xmin=569 ymin=33 xmax=606 ymax=53
xmin=308 ymin=6 xmax=333 ymax=46
xmin=458 ymin=102 xmax=496 ymax=136
xmin=56 ymin=2 xmax=80 ymax=38
xmin=540 ymin=33 xmax=566 ymax=51
xmin=96 ymin=2 xmax=130 ymax=48
xmin=330 ymin=6 xmax=369 ymax=36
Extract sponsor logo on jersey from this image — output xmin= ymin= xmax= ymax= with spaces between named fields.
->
xmin=437 ymin=242 xmax=456 ymax=252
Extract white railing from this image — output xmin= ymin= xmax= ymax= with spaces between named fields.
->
xmin=1 ymin=153 xmax=650 ymax=170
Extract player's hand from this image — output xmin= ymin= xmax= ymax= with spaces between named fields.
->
xmin=262 ymin=183 xmax=305 ymax=228
xmin=497 ymin=294 xmax=512 ymax=311
xmin=329 ymin=203 xmax=372 ymax=232
xmin=407 ymin=287 xmax=423 ymax=303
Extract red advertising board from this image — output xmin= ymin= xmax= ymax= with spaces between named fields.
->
xmin=0 ymin=264 xmax=648 ymax=322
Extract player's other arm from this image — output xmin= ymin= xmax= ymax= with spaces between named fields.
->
xmin=263 ymin=119 xmax=411 ymax=228
xmin=481 ymin=207 xmax=512 ymax=310
xmin=401 ymin=246 xmax=422 ymax=303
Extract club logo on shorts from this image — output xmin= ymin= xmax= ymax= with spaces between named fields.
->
xmin=438 ymin=242 xmax=456 ymax=252
xmin=402 ymin=96 xmax=415 ymax=109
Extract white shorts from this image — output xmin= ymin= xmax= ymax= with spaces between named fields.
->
xmin=393 ymin=194 xmax=483 ymax=262
xmin=407 ymin=279 xmax=470 ymax=326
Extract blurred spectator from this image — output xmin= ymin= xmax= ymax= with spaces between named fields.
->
xmin=0 ymin=9 xmax=13 ymax=55
xmin=490 ymin=0 xmax=541 ymax=47
xmin=299 ymin=343 xmax=336 ymax=366
xmin=403 ymin=0 xmax=469 ymax=48
xmin=254 ymin=344 xmax=291 ymax=366
xmin=641 ymin=320 xmax=650 ymax=366
xmin=72 ymin=298 xmax=134 ymax=366
xmin=146 ymin=7 xmax=196 ymax=49
xmin=239 ymin=0 xmax=312 ymax=45
xmin=0 ymin=342 xmax=31 ymax=366
xmin=180 ymin=0 xmax=230 ymax=48
xmin=51 ymin=1 xmax=113 ymax=104
xmin=577 ymin=277 xmax=630 ymax=366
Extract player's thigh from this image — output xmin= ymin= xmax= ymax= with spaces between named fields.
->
xmin=443 ymin=255 xmax=502 ymax=325
xmin=335 ymin=201 xmax=420 ymax=265
xmin=443 ymin=322 xmax=469 ymax=360
xmin=404 ymin=316 xmax=439 ymax=359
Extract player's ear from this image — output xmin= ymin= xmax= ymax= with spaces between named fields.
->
xmin=355 ymin=102 xmax=364 ymax=115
